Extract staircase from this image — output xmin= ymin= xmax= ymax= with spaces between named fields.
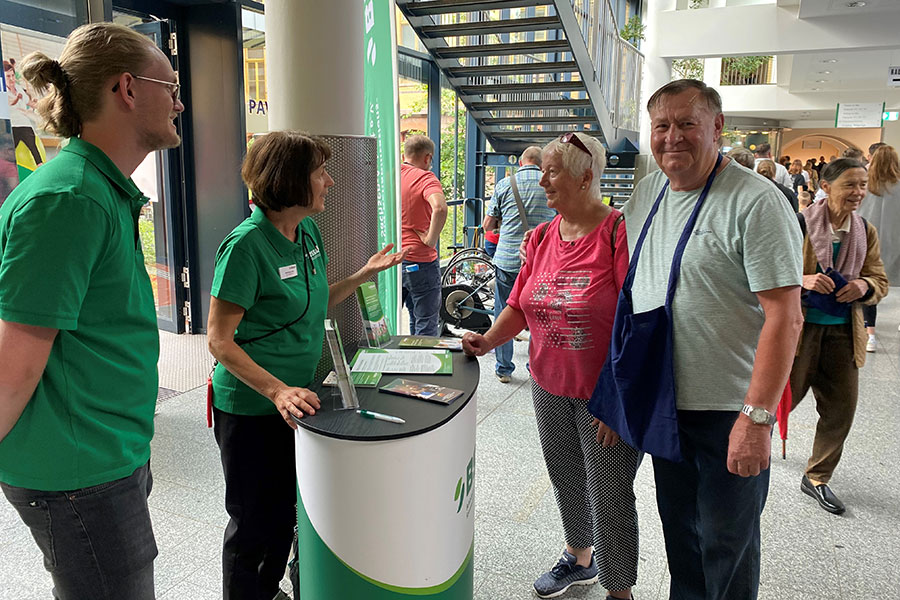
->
xmin=396 ymin=0 xmax=643 ymax=155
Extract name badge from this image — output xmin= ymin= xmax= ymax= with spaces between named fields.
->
xmin=278 ymin=264 xmax=298 ymax=280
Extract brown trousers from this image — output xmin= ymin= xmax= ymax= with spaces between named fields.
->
xmin=789 ymin=322 xmax=858 ymax=486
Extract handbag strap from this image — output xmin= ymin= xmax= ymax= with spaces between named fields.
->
xmin=624 ymin=153 xmax=724 ymax=309
xmin=611 ymin=213 xmax=624 ymax=251
xmin=509 ymin=171 xmax=530 ymax=232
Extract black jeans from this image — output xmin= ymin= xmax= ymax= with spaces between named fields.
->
xmin=214 ymin=407 xmax=297 ymax=600
xmin=652 ymin=411 xmax=770 ymax=600
xmin=1 ymin=462 xmax=157 ymax=600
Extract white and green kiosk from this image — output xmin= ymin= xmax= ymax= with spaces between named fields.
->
xmin=293 ymin=343 xmax=479 ymax=598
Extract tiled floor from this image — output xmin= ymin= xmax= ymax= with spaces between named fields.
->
xmin=3 ymin=293 xmax=900 ymax=599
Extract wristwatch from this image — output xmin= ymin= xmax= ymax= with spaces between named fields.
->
xmin=741 ymin=404 xmax=777 ymax=426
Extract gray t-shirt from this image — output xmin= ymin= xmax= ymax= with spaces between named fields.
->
xmin=623 ymin=161 xmax=802 ymax=411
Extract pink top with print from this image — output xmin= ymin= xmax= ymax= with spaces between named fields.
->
xmin=507 ymin=211 xmax=628 ymax=400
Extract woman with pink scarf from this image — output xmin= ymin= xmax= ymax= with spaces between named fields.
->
xmin=790 ymin=158 xmax=888 ymax=516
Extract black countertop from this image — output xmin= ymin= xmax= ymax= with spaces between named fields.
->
xmin=292 ymin=338 xmax=480 ymax=441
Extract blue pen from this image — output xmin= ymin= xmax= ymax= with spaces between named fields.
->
xmin=357 ymin=409 xmax=405 ymax=424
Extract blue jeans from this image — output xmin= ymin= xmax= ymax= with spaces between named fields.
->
xmin=484 ymin=240 xmax=497 ymax=258
xmin=493 ymin=266 xmax=518 ymax=376
xmin=402 ymin=258 xmax=441 ymax=336
xmin=1 ymin=462 xmax=157 ymax=600
xmin=652 ymin=411 xmax=769 ymax=600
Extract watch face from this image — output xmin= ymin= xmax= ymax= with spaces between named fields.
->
xmin=749 ymin=407 xmax=772 ymax=424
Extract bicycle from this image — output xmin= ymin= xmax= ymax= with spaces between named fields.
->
xmin=439 ymin=225 xmax=496 ymax=334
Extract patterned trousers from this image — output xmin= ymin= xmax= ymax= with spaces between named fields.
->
xmin=531 ymin=379 xmax=641 ymax=591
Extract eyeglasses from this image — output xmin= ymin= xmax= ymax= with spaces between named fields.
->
xmin=559 ymin=132 xmax=592 ymax=158
xmin=112 ymin=73 xmax=180 ymax=101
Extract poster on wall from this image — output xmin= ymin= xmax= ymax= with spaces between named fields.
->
xmin=363 ymin=0 xmax=402 ymax=333
xmin=2 ymin=24 xmax=66 ymax=185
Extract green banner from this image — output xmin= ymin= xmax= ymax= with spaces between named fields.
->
xmin=364 ymin=1 xmax=402 ymax=332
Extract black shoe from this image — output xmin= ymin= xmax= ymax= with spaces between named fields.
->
xmin=801 ymin=475 xmax=846 ymax=515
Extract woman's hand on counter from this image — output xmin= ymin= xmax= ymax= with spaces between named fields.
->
xmin=271 ymin=386 xmax=321 ymax=429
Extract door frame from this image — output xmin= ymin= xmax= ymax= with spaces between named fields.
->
xmin=123 ymin=13 xmax=192 ymax=333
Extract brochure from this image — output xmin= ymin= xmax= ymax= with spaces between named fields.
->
xmin=350 ymin=348 xmax=453 ymax=375
xmin=398 ymin=336 xmax=463 ymax=351
xmin=323 ymin=371 xmax=382 ymax=388
xmin=380 ymin=378 xmax=464 ymax=406
xmin=356 ymin=281 xmax=391 ymax=348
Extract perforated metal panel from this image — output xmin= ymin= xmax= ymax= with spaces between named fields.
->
xmin=312 ymin=135 xmax=379 ymax=378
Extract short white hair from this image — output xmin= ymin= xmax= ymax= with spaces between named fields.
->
xmin=541 ymin=133 xmax=607 ymax=199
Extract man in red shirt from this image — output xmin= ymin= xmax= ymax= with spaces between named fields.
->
xmin=400 ymin=135 xmax=447 ymax=335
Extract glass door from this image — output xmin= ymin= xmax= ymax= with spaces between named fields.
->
xmin=114 ymin=11 xmax=190 ymax=333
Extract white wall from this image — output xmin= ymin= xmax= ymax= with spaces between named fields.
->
xmin=717 ymin=84 xmax=900 ymax=117
xmin=883 ymin=120 xmax=900 ymax=151
xmin=657 ymin=4 xmax=899 ymax=58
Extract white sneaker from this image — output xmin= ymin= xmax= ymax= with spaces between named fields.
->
xmin=866 ymin=335 xmax=876 ymax=353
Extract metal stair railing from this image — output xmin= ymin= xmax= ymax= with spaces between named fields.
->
xmin=558 ymin=0 xmax=644 ymax=135
xmin=397 ymin=0 xmax=641 ymax=152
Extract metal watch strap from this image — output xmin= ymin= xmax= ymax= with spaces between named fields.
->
xmin=741 ymin=404 xmax=776 ymax=425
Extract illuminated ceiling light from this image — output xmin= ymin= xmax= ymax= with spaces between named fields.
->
xmin=822 ymin=59 xmax=839 ymax=63
xmin=749 ymin=130 xmax=759 ymax=134
xmin=816 ymin=79 xmax=828 ymax=83
xmin=846 ymin=1 xmax=866 ymax=7
xmin=811 ymin=87 xmax=821 ymax=91
xmin=819 ymin=70 xmax=832 ymax=74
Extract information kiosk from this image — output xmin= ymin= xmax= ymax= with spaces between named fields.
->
xmin=293 ymin=338 xmax=479 ymax=599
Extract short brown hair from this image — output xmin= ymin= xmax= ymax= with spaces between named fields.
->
xmin=241 ymin=131 xmax=331 ymax=211
xmin=647 ymin=79 xmax=722 ymax=115
xmin=756 ymin=159 xmax=776 ymax=180
xmin=21 ymin=23 xmax=157 ymax=138
xmin=754 ymin=143 xmax=772 ymax=157
xmin=404 ymin=134 xmax=435 ymax=160
xmin=821 ymin=158 xmax=865 ymax=184
xmin=868 ymin=142 xmax=886 ymax=156
xmin=841 ymin=147 xmax=864 ymax=161
xmin=726 ymin=147 xmax=755 ymax=169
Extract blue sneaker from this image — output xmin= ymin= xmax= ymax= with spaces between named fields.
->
xmin=533 ymin=550 xmax=598 ymax=598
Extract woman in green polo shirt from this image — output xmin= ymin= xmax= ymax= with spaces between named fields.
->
xmin=207 ymin=131 xmax=405 ymax=599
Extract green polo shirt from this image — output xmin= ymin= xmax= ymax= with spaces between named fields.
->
xmin=211 ymin=210 xmax=329 ymax=415
xmin=0 ymin=138 xmax=158 ymax=491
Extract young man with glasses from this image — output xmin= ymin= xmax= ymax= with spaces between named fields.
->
xmin=0 ymin=23 xmax=184 ymax=598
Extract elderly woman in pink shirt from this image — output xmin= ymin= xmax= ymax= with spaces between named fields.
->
xmin=463 ymin=133 xmax=639 ymax=600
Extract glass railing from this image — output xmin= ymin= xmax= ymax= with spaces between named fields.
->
xmin=567 ymin=0 xmax=643 ymax=133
